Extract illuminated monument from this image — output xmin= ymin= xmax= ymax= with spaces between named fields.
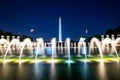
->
xmin=59 ymin=16 xmax=62 ymax=42
xmin=0 ymin=17 xmax=120 ymax=63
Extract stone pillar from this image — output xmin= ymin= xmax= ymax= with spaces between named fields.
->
xmin=106 ymin=35 xmax=109 ymax=38
xmin=12 ymin=36 xmax=15 ymax=39
xmin=7 ymin=36 xmax=10 ymax=41
xmin=101 ymin=35 xmax=104 ymax=41
xmin=111 ymin=35 xmax=115 ymax=40
xmin=17 ymin=36 xmax=20 ymax=41
xmin=1 ymin=35 xmax=4 ymax=39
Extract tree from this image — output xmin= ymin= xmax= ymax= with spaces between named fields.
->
xmin=21 ymin=35 xmax=33 ymax=41
xmin=114 ymin=26 xmax=120 ymax=38
xmin=88 ymin=34 xmax=101 ymax=42
xmin=105 ymin=28 xmax=114 ymax=37
xmin=94 ymin=34 xmax=101 ymax=40
xmin=0 ymin=29 xmax=4 ymax=35
xmin=0 ymin=29 xmax=33 ymax=41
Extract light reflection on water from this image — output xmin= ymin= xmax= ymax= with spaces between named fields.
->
xmin=83 ymin=62 xmax=88 ymax=80
xmin=68 ymin=63 xmax=71 ymax=80
xmin=18 ymin=63 xmax=32 ymax=80
xmin=33 ymin=63 xmax=50 ymax=80
xmin=2 ymin=63 xmax=12 ymax=80
xmin=97 ymin=61 xmax=108 ymax=80
xmin=0 ymin=62 xmax=120 ymax=80
xmin=50 ymin=63 xmax=56 ymax=80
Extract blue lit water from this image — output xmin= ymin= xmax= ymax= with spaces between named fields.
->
xmin=0 ymin=62 xmax=120 ymax=80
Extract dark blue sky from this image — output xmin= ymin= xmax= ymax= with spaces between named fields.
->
xmin=0 ymin=0 xmax=120 ymax=41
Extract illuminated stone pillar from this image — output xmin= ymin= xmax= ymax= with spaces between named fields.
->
xmin=106 ymin=35 xmax=109 ymax=38
xmin=7 ymin=36 xmax=10 ymax=41
xmin=101 ymin=35 xmax=104 ymax=41
xmin=111 ymin=35 xmax=115 ymax=40
xmin=17 ymin=36 xmax=20 ymax=41
xmin=1 ymin=35 xmax=4 ymax=39
xmin=12 ymin=36 xmax=15 ymax=39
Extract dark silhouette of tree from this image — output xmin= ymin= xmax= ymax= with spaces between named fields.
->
xmin=21 ymin=35 xmax=33 ymax=41
xmin=106 ymin=28 xmax=114 ymax=36
xmin=4 ymin=32 xmax=13 ymax=40
xmin=115 ymin=26 xmax=120 ymax=34
xmin=0 ymin=29 xmax=4 ymax=36
xmin=105 ymin=26 xmax=120 ymax=38
xmin=4 ymin=32 xmax=13 ymax=36
xmin=114 ymin=26 xmax=120 ymax=38
xmin=94 ymin=34 xmax=101 ymax=40
xmin=88 ymin=36 xmax=92 ymax=42
xmin=88 ymin=34 xmax=101 ymax=42
xmin=0 ymin=29 xmax=33 ymax=41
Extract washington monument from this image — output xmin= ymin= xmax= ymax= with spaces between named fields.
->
xmin=59 ymin=16 xmax=62 ymax=42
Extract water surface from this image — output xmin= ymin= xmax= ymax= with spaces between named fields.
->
xmin=0 ymin=62 xmax=120 ymax=80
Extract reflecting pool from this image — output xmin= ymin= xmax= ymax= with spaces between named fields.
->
xmin=0 ymin=62 xmax=120 ymax=80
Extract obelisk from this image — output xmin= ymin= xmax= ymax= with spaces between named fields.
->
xmin=59 ymin=16 xmax=62 ymax=42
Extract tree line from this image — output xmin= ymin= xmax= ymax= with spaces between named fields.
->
xmin=105 ymin=26 xmax=120 ymax=38
xmin=0 ymin=25 xmax=120 ymax=42
xmin=0 ymin=29 xmax=33 ymax=41
xmin=87 ymin=25 xmax=120 ymax=41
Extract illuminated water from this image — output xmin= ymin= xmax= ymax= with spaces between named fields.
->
xmin=1 ymin=36 xmax=120 ymax=62
xmin=0 ymin=35 xmax=120 ymax=79
xmin=0 ymin=62 xmax=120 ymax=80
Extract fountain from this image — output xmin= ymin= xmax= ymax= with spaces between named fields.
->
xmin=4 ymin=39 xmax=20 ymax=61
xmin=0 ymin=18 xmax=120 ymax=80
xmin=0 ymin=17 xmax=119 ymax=64
xmin=19 ymin=38 xmax=32 ymax=62
xmin=102 ymin=37 xmax=119 ymax=59
xmin=89 ymin=38 xmax=103 ymax=59
xmin=66 ymin=38 xmax=70 ymax=60
xmin=65 ymin=38 xmax=74 ymax=63
xmin=78 ymin=38 xmax=86 ymax=56
xmin=0 ymin=38 xmax=9 ymax=55
xmin=0 ymin=36 xmax=120 ymax=63
xmin=35 ymin=38 xmax=45 ymax=60
xmin=78 ymin=38 xmax=87 ymax=62
xmin=0 ymin=34 xmax=119 ymax=63
xmin=50 ymin=38 xmax=57 ymax=63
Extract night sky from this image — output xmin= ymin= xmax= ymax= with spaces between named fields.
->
xmin=0 ymin=0 xmax=120 ymax=41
